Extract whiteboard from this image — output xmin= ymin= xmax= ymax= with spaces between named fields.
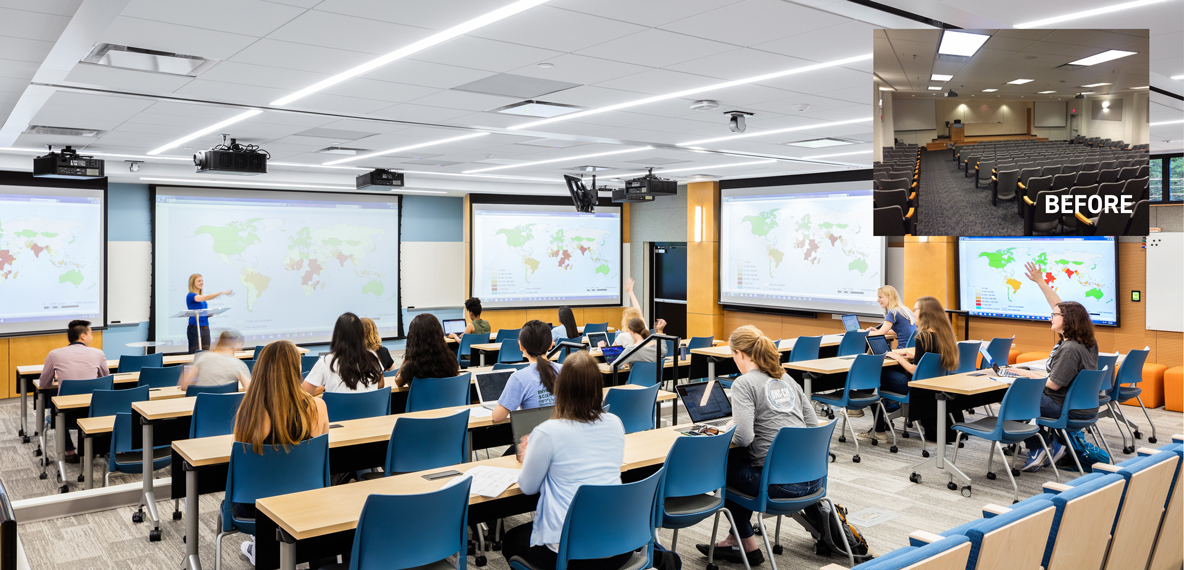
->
xmin=1034 ymin=101 xmax=1066 ymax=127
xmin=1146 ymin=233 xmax=1183 ymax=332
xmin=107 ymin=241 xmax=151 ymax=324
xmin=401 ymin=241 xmax=464 ymax=309
xmin=893 ymin=98 xmax=937 ymax=131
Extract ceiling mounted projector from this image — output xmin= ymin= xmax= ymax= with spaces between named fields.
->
xmin=357 ymin=168 xmax=404 ymax=190
xmin=194 ymin=136 xmax=268 ymax=175
xmin=944 ymin=89 xmax=959 ymax=98
xmin=33 ymin=146 xmax=104 ymax=179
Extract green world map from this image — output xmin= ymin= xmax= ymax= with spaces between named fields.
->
xmin=741 ymin=208 xmax=869 ymax=277
xmin=495 ymin=223 xmax=611 ymax=282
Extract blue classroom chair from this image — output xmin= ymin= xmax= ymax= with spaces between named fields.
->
xmin=497 ymin=340 xmax=525 ymax=364
xmin=555 ymin=338 xmax=583 ymax=363
xmin=493 ymin=328 xmax=520 ymax=344
xmin=980 ymin=337 xmax=1013 ymax=370
xmin=582 ymin=322 xmax=609 ymax=334
xmin=787 ymin=336 xmax=822 ymax=362
xmin=301 ymin=354 xmax=319 ymax=374
xmin=1112 ymin=348 xmax=1156 ymax=446
xmin=251 ymin=345 xmax=267 ymax=358
xmin=904 ymin=330 xmax=918 ymax=349
xmin=493 ymin=363 xmax=529 ymax=372
xmin=880 ymin=352 xmax=945 ymax=456
xmin=837 ymin=330 xmax=869 ymax=357
xmin=323 ymin=388 xmax=392 ymax=422
xmin=811 ymin=354 xmax=883 ymax=462
xmin=603 ymin=385 xmax=659 ymax=434
xmin=50 ymin=376 xmax=115 ymax=452
xmin=937 ymin=498 xmax=1057 ymax=570
xmin=242 ymin=359 xmax=256 ymax=373
xmin=1036 ymin=368 xmax=1109 ymax=475
xmin=381 ymin=410 xmax=469 ymax=476
xmin=90 ymin=386 xmax=149 ymax=418
xmin=456 ymin=333 xmax=485 ymax=369
xmin=185 ymin=381 xmax=238 ymax=397
xmin=953 ymin=341 xmax=982 ymax=374
xmin=1002 ymin=472 xmax=1126 ymax=570
xmin=118 ymin=353 xmax=163 ymax=374
xmin=189 ymin=392 xmax=246 ymax=439
xmin=850 ymin=535 xmax=970 ymax=570
xmin=343 ymin=477 xmax=473 ymax=570
xmin=406 ymin=373 xmax=471 ymax=413
xmin=625 ymin=361 xmax=660 ymax=387
xmin=136 ymin=366 xmax=182 ymax=389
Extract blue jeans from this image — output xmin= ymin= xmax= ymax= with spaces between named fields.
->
xmin=875 ymin=369 xmax=911 ymax=432
xmin=725 ymin=449 xmax=823 ymax=539
xmin=1023 ymin=392 xmax=1097 ymax=451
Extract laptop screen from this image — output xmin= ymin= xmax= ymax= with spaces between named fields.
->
xmin=587 ymin=332 xmax=608 ymax=348
xmin=677 ymin=382 xmax=733 ymax=423
xmin=510 ymin=406 xmax=554 ymax=444
xmin=442 ymin=319 xmax=467 ymax=335
xmin=601 ymin=345 xmax=624 ymax=363
xmin=978 ymin=344 xmax=1000 ymax=373
xmin=475 ymin=370 xmax=513 ymax=404
xmin=866 ymin=335 xmax=892 ymax=355
xmin=841 ymin=314 xmax=860 ymax=332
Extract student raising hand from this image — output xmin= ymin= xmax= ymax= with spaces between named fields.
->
xmin=1023 ymin=261 xmax=1062 ymax=308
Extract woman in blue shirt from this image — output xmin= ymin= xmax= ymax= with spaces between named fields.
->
xmin=492 ymin=320 xmax=559 ymax=423
xmin=185 ymin=273 xmax=231 ymax=354
xmin=866 ymin=285 xmax=915 ymax=349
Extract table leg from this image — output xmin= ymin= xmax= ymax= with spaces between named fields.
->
xmin=804 ymin=376 xmax=812 ymax=400
xmin=142 ymin=421 xmax=161 ymax=534
xmin=185 ymin=465 xmax=201 ymax=570
xmin=19 ymin=376 xmax=29 ymax=441
xmin=36 ymin=392 xmax=46 ymax=461
xmin=279 ymin=540 xmax=297 ymax=570
xmin=84 ymin=435 xmax=93 ymax=490
xmin=55 ymin=410 xmax=67 ymax=487
xmin=479 ymin=351 xmax=486 ymax=368
xmin=907 ymin=393 xmax=971 ymax=486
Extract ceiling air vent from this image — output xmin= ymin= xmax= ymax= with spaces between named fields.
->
xmin=24 ymin=125 xmax=105 ymax=137
xmin=81 ymin=44 xmax=218 ymax=76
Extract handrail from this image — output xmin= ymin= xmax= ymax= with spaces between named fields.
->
xmin=0 ymin=477 xmax=17 ymax=570
xmin=546 ymin=341 xmax=586 ymax=360
xmin=610 ymin=333 xmax=681 ymax=387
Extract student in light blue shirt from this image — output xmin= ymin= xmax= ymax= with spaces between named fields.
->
xmin=492 ymin=320 xmax=559 ymax=423
xmin=867 ymin=285 xmax=916 ymax=349
xmin=500 ymin=350 xmax=630 ymax=570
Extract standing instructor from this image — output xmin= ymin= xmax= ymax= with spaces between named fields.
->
xmin=186 ymin=273 xmax=231 ymax=354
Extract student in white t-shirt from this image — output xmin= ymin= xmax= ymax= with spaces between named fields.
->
xmin=492 ymin=320 xmax=560 ymax=423
xmin=302 ymin=312 xmax=384 ymax=395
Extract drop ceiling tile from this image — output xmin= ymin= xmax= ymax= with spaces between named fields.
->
xmin=409 ymin=36 xmax=562 ymax=73
xmin=711 ymin=83 xmax=796 ymax=107
xmin=92 ymin=131 xmax=173 ymax=147
xmin=97 ymin=16 xmax=259 ymax=61
xmin=470 ymin=6 xmax=647 ymax=52
xmin=0 ymin=36 xmax=54 ymax=63
xmin=36 ymin=91 xmax=157 ymax=123
xmin=171 ymin=78 xmax=289 ymax=106
xmin=667 ymin=49 xmax=811 ymax=81
xmin=266 ymin=9 xmax=433 ymax=54
xmin=508 ymin=54 xmax=651 ymax=86
xmin=364 ymin=59 xmax=499 ymax=90
xmin=123 ymin=112 xmax=227 ymax=129
xmin=757 ymin=66 xmax=870 ymax=94
xmin=367 ymin=103 xmax=475 ymax=124
xmin=321 ymin=78 xmax=441 ymax=104
xmin=0 ymin=0 xmax=82 ymax=17
xmin=121 ymin=0 xmax=307 ymax=37
xmin=596 ymin=68 xmax=718 ymax=97
xmin=438 ymin=111 xmax=530 ymax=130
xmin=0 ymin=7 xmax=70 ymax=42
xmin=550 ymin=0 xmax=743 ymax=27
xmin=661 ymin=0 xmax=851 ymax=47
xmin=293 ymin=92 xmax=395 ymax=114
xmin=577 ymin=30 xmax=737 ymax=68
xmin=543 ymin=85 xmax=642 ymax=108
xmin=408 ymin=89 xmax=521 ymax=112
xmin=314 ymin=119 xmax=409 ymax=135
xmin=229 ymin=39 xmax=375 ymax=74
xmin=452 ymin=74 xmax=579 ymax=99
xmin=312 ymin=0 xmax=505 ymax=30
xmin=64 ymin=64 xmax=195 ymax=93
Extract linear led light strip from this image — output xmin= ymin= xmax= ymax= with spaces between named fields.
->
xmin=677 ymin=117 xmax=872 ymax=147
xmin=506 ymin=53 xmax=873 ymax=131
xmin=0 ymin=147 xmax=191 ymax=161
xmin=463 ymin=146 xmax=651 ymax=174
xmin=606 ymin=159 xmax=777 ymax=179
xmin=139 ymin=176 xmax=447 ymax=193
xmin=271 ymin=161 xmax=556 ymax=182
xmin=323 ymin=132 xmax=489 ymax=165
xmin=147 ymin=110 xmax=262 ymax=155
xmin=1151 ymin=119 xmax=1184 ymax=126
xmin=271 ymin=0 xmax=551 ymax=106
xmin=1014 ymin=0 xmax=1174 ymax=28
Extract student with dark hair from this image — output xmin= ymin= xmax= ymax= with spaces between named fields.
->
xmin=393 ymin=313 xmax=460 ymax=388
xmin=448 ymin=297 xmax=491 ymax=342
xmin=616 ymin=317 xmax=658 ymax=367
xmin=501 ymin=350 xmax=629 ymax=570
xmin=38 ymin=319 xmax=109 ymax=462
xmin=302 ymin=313 xmax=384 ymax=395
xmin=492 ymin=320 xmax=559 ymax=423
xmin=550 ymin=306 xmax=579 ymax=344
xmin=1013 ymin=261 xmax=1099 ymax=472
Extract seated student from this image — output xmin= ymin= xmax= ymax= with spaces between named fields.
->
xmin=447 ymin=297 xmax=491 ymax=342
xmin=615 ymin=318 xmax=658 ymax=366
xmin=361 ymin=317 xmax=396 ymax=372
xmin=392 ymin=313 xmax=460 ymax=389
xmin=179 ymin=330 xmax=251 ymax=391
xmin=551 ymin=306 xmax=580 ymax=346
xmin=597 ymin=278 xmax=667 ymax=350
xmin=38 ymin=319 xmax=110 ymax=462
xmin=865 ymin=296 xmax=959 ymax=442
xmin=1011 ymin=261 xmax=1098 ymax=472
xmin=501 ymin=350 xmax=629 ymax=570
xmin=232 ymin=339 xmax=329 ymax=565
xmin=697 ymin=325 xmax=820 ymax=566
xmin=302 ymin=313 xmax=384 ymax=396
xmin=492 ymin=320 xmax=559 ymax=423
xmin=866 ymin=285 xmax=916 ymax=348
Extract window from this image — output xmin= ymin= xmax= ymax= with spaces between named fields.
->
xmin=1150 ymin=153 xmax=1184 ymax=203
xmin=1171 ymin=156 xmax=1183 ymax=202
xmin=1150 ymin=158 xmax=1162 ymax=201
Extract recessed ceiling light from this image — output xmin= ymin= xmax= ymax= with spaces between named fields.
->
xmin=1078 ymin=91 xmax=1097 ymax=95
xmin=782 ymin=138 xmax=854 ymax=148
xmin=141 ymin=176 xmax=449 ymax=193
xmin=928 ymin=86 xmax=943 ymax=90
xmin=1038 ymin=91 xmax=1056 ymax=94
xmin=463 ymin=146 xmax=651 ymax=173
xmin=82 ymin=43 xmax=217 ymax=76
xmin=1014 ymin=0 xmax=1173 ymax=28
xmin=1068 ymin=50 xmax=1137 ymax=67
xmin=878 ymin=87 xmax=893 ymax=91
xmin=506 ymin=53 xmax=872 ymax=131
xmin=937 ymin=30 xmax=991 ymax=57
xmin=1007 ymin=79 xmax=1034 ymax=84
xmin=270 ymin=0 xmax=552 ymax=106
xmin=570 ymin=166 xmax=613 ymax=172
xmin=1151 ymin=119 xmax=1184 ymax=126
xmin=931 ymin=74 xmax=953 ymax=81
xmin=323 ymin=132 xmax=488 ymax=166
xmin=537 ymin=62 xmax=554 ymax=68
xmin=677 ymin=117 xmax=871 ymax=147
xmin=494 ymin=100 xmax=583 ymax=118
xmin=146 ymin=109 xmax=262 ymax=155
xmin=1173 ymin=74 xmax=1184 ymax=80
xmin=800 ymin=149 xmax=872 ymax=159
xmin=607 ymin=159 xmax=777 ymax=179
xmin=1081 ymin=83 xmax=1112 ymax=88
xmin=982 ymin=89 xmax=998 ymax=92
xmin=1129 ymin=86 xmax=1149 ymax=89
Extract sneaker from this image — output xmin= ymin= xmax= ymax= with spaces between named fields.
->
xmin=857 ymin=430 xmax=889 ymax=442
xmin=696 ymin=543 xmax=765 ymax=566
xmin=241 ymin=538 xmax=255 ymax=566
xmin=1021 ymin=449 xmax=1046 ymax=472
xmin=1046 ymin=442 xmax=1067 ymax=466
xmin=846 ymin=408 xmax=865 ymax=418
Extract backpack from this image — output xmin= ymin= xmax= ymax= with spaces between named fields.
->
xmin=792 ymin=501 xmax=875 ymax=563
xmin=1064 ymin=429 xmax=1110 ymax=472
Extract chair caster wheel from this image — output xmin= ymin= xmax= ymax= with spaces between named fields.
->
xmin=901 ymin=431 xmax=910 ymax=439
xmin=1012 ymin=468 xmax=1020 ymax=476
xmin=77 ymin=474 xmax=85 ymax=483
xmin=890 ymin=446 xmax=898 ymax=453
xmin=754 ymin=526 xmax=762 ymax=536
xmin=22 ymin=436 xmax=29 ymax=444
xmin=829 ymin=453 xmax=836 ymax=463
xmin=871 ymin=438 xmax=878 ymax=446
xmin=909 ymin=473 xmax=922 ymax=484
xmin=467 ymin=543 xmax=475 ymax=556
xmin=958 ymin=442 xmax=964 ymax=448
xmin=827 ymin=413 xmax=835 ymax=420
xmin=1123 ymin=446 xmax=1135 ymax=454
xmin=475 ymin=556 xmax=487 ymax=567
xmin=838 ymin=436 xmax=846 ymax=443
xmin=773 ymin=545 xmax=784 ymax=555
xmin=132 ymin=511 xmax=144 ymax=524
xmin=34 ymin=448 xmax=42 ymax=457
xmin=987 ymin=472 xmax=997 ymax=480
xmin=39 ymin=472 xmax=47 ymax=480
xmin=491 ymin=541 xmax=502 ymax=551
xmin=852 ymin=455 xmax=860 ymax=463
xmin=173 ymin=511 xmax=183 ymax=521
xmin=59 ymin=485 xmax=68 ymax=494
xmin=947 ymin=482 xmax=958 ymax=491
xmin=1134 ymin=430 xmax=1143 ymax=439
xmin=707 ymin=564 xmax=719 ymax=570
xmin=149 ymin=529 xmax=162 ymax=542
xmin=922 ymin=450 xmax=930 ymax=458
xmin=961 ymin=486 xmax=972 ymax=498
xmin=1149 ymin=437 xmax=1158 ymax=444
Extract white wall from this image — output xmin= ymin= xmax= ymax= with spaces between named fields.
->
xmin=874 ymin=85 xmax=894 ymax=160
xmin=891 ymin=98 xmax=1078 ymax=143
xmin=1077 ymin=91 xmax=1150 ymax=145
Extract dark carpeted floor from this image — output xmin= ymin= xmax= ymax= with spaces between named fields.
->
xmin=916 ymin=149 xmax=1026 ymax=236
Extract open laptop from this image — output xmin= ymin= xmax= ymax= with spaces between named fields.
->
xmin=510 ymin=406 xmax=554 ymax=445
xmin=841 ymin=314 xmax=860 ymax=332
xmin=601 ymin=345 xmax=625 ymax=363
xmin=587 ymin=331 xmax=608 ymax=348
xmin=474 ymin=370 xmax=514 ymax=410
xmin=865 ymin=335 xmax=894 ymax=358
xmin=442 ymin=319 xmax=467 ymax=336
xmin=677 ymin=382 xmax=734 ymax=428
xmin=979 ymin=345 xmax=1021 ymax=378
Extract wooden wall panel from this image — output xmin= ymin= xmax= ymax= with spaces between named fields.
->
xmin=903 ymin=236 xmax=958 ymax=308
xmin=1156 ymin=331 xmax=1183 ymax=368
xmin=687 ymin=313 xmax=724 ymax=341
xmin=463 ymin=194 xmax=472 ymax=300
xmin=1 ymin=339 xmax=10 ymax=399
xmin=7 ymin=331 xmax=103 ymax=398
xmin=724 ymin=312 xmax=784 ymax=340
xmin=687 ymin=180 xmax=722 ymax=338
xmin=483 ymin=310 xmax=526 ymax=332
xmin=687 ymin=242 xmax=718 ymax=314
xmin=583 ymin=307 xmax=622 ymax=328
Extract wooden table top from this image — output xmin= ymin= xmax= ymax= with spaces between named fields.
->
xmin=34 ymin=372 xmax=140 ymax=393
xmin=53 ymin=384 xmax=189 ymax=410
xmin=783 ymin=355 xmax=900 ymax=374
xmin=77 ymin=416 xmax=115 ymax=435
xmin=173 ymin=385 xmax=673 ymax=469
xmin=17 ymin=347 xmax=309 ymax=376
xmin=690 ymin=334 xmax=845 ymax=358
xmin=908 ymin=371 xmax=1013 ymax=396
xmin=255 ymin=424 xmax=691 ymax=541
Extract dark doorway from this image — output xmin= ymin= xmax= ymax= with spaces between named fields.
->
xmin=650 ymin=242 xmax=687 ymax=339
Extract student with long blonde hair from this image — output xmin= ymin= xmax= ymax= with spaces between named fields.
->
xmin=867 ymin=285 xmax=916 ymax=348
xmin=361 ymin=317 xmax=396 ymax=372
xmin=695 ymin=326 xmax=819 ymax=566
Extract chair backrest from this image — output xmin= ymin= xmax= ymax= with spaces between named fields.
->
xmin=1104 ymin=451 xmax=1181 ymax=570
xmin=659 ymin=427 xmax=735 ymax=502
xmin=225 ymin=435 xmax=330 ymax=527
xmin=879 ymin=178 xmax=911 ymax=192
xmin=349 ymin=477 xmax=472 ymax=570
xmin=603 ymin=385 xmax=660 ymax=433
xmin=1041 ymin=165 xmax=1061 ymax=178
xmin=788 ymin=335 xmax=822 ymax=362
xmin=1019 ymin=167 xmax=1042 ymax=184
xmin=966 ymin=499 xmax=1057 ymax=570
xmin=456 ymin=333 xmax=485 ymax=366
xmin=845 ymin=354 xmax=883 ymax=393
xmin=59 ymin=375 xmax=115 ymax=396
xmin=1027 ymin=175 xmax=1053 ymax=195
xmin=1098 ymin=169 xmax=1119 ymax=183
xmin=301 ymin=354 xmax=320 ymax=374
xmin=837 ymin=330 xmax=869 ymax=357
xmin=912 ymin=352 xmax=946 ymax=381
xmin=583 ymin=322 xmax=608 ymax=334
xmin=185 ymin=381 xmax=238 ymax=397
xmin=625 ymin=361 xmax=660 ymax=387
xmin=118 ymin=353 xmax=163 ymax=374
xmin=323 ymin=388 xmax=392 ymax=422
xmin=558 ymin=467 xmax=662 ymax=570
xmin=997 ymin=376 xmax=1046 ymax=424
xmin=861 ymin=536 xmax=971 ymax=570
xmin=954 ymin=341 xmax=982 ymax=374
xmin=406 ymin=373 xmax=471 ymax=413
xmin=493 ymin=328 xmax=520 ymax=344
xmin=873 ymin=206 xmax=908 ymax=236
xmin=492 ymin=362 xmax=529 ymax=371
xmin=387 ymin=410 xmax=470 ymax=474
xmin=1126 ymin=199 xmax=1149 ymax=236
xmin=1116 ymin=348 xmax=1149 ymax=388
xmin=252 ymin=345 xmax=267 ymax=358
xmin=1096 ymin=354 xmax=1118 ymax=394
xmin=190 ymin=392 xmax=246 ymax=438
xmin=905 ymin=330 xmax=917 ymax=349
xmin=1051 ymin=173 xmax=1076 ymax=190
xmin=89 ymin=386 xmax=150 ymax=417
xmin=1117 ymin=166 xmax=1139 ymax=181
xmin=555 ymin=338 xmax=583 ymax=364
xmin=687 ymin=336 xmax=714 ymax=350
xmin=1062 ymin=368 xmax=1108 ymax=414
xmin=760 ymin=423 xmax=838 ymax=508
xmin=1041 ymin=473 xmax=1126 ymax=570
xmin=497 ymin=340 xmax=525 ymax=364
xmin=242 ymin=359 xmax=256 ymax=373
xmin=983 ymin=337 xmax=1013 ymax=370
xmin=1075 ymin=170 xmax=1099 ymax=186
xmin=1122 ymin=177 xmax=1148 ymax=201
xmin=137 ymin=366 xmax=182 ymax=389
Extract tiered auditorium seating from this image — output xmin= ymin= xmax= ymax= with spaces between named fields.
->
xmin=873 ymin=143 xmax=921 ymax=235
